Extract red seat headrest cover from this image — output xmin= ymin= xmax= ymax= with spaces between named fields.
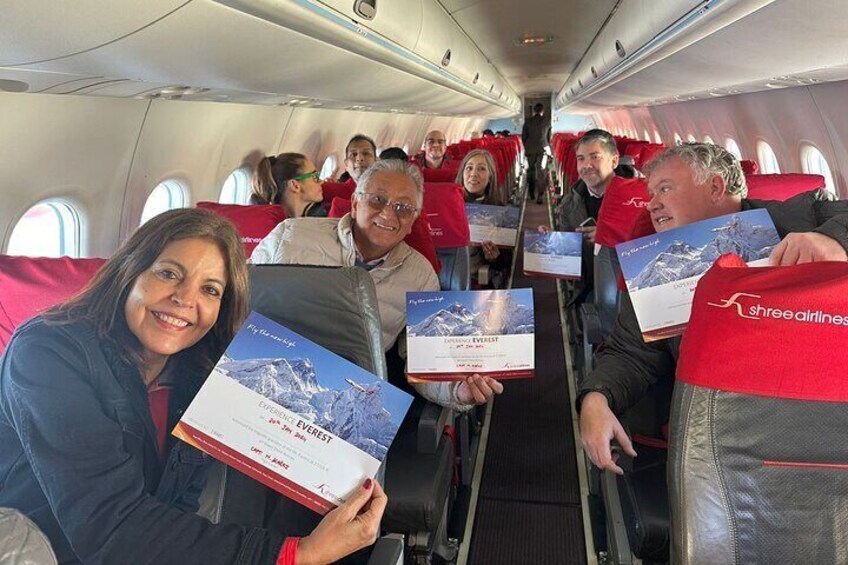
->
xmin=745 ymin=174 xmax=824 ymax=201
xmin=740 ymin=159 xmax=759 ymax=175
xmin=422 ymin=183 xmax=471 ymax=248
xmin=327 ymin=198 xmax=441 ymax=274
xmin=321 ymin=180 xmax=356 ymax=208
xmin=0 ymin=255 xmax=106 ymax=352
xmin=421 ymin=167 xmax=458 ymax=184
xmin=594 ymin=177 xmax=650 ymax=248
xmin=195 ymin=202 xmax=285 ymax=256
xmin=678 ymin=254 xmax=848 ymax=402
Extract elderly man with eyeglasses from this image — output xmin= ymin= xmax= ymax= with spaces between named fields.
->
xmin=251 ymin=159 xmax=502 ymax=410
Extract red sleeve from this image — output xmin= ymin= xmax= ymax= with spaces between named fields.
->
xmin=276 ymin=537 xmax=300 ymax=565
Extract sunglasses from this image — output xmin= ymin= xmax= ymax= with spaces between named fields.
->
xmin=293 ymin=170 xmax=320 ymax=182
xmin=356 ymin=192 xmax=419 ymax=220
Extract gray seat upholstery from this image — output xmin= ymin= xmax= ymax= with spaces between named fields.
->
xmin=436 ymin=247 xmax=471 ymax=291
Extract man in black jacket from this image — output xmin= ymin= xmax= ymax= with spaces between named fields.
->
xmin=578 ymin=143 xmax=848 ymax=475
xmin=522 ymin=103 xmax=550 ymax=203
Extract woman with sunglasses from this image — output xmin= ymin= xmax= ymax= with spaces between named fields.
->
xmin=251 ymin=153 xmax=327 ymax=218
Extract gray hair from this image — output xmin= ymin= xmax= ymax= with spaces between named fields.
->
xmin=643 ymin=142 xmax=748 ymax=197
xmin=354 ymin=159 xmax=424 ymax=209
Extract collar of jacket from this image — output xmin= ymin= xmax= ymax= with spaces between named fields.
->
xmin=336 ymin=213 xmax=411 ymax=275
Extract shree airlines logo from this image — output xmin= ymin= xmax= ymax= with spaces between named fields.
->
xmin=707 ymin=291 xmax=848 ymax=327
xmin=622 ymin=197 xmax=648 ymax=208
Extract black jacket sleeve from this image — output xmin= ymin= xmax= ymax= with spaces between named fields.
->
xmin=1 ymin=323 xmax=284 ymax=565
xmin=813 ymin=197 xmax=848 ymax=251
xmin=576 ymin=292 xmax=677 ymax=415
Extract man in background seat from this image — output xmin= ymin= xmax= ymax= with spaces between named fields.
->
xmin=251 ymin=159 xmax=501 ymax=410
xmin=418 ymin=130 xmax=449 ymax=169
xmin=578 ymin=142 xmax=848 ymax=475
xmin=338 ymin=134 xmax=377 ymax=183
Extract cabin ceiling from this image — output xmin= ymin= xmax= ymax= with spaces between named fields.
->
xmin=439 ymin=0 xmax=617 ymax=97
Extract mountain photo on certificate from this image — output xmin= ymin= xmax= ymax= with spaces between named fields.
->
xmin=406 ymin=289 xmax=535 ymax=381
xmin=465 ymin=203 xmax=521 ymax=247
xmin=523 ymin=230 xmax=583 ymax=279
xmin=616 ymin=209 xmax=780 ymax=341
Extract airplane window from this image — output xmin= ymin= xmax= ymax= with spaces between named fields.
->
xmin=654 ymin=131 xmax=662 ymax=144
xmin=725 ymin=138 xmax=742 ymax=160
xmin=673 ymin=133 xmax=682 ymax=145
xmin=7 ymin=200 xmax=81 ymax=257
xmin=756 ymin=140 xmax=781 ymax=174
xmin=703 ymin=135 xmax=714 ymax=144
xmin=801 ymin=144 xmax=837 ymax=196
xmin=140 ymin=179 xmax=188 ymax=225
xmin=320 ymin=155 xmax=338 ymax=180
xmin=643 ymin=130 xmax=651 ymax=142
xmin=219 ymin=167 xmax=252 ymax=204
xmin=686 ymin=134 xmax=697 ymax=143
xmin=403 ymin=143 xmax=410 ymax=154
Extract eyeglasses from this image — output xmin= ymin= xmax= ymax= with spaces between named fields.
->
xmin=293 ymin=170 xmax=320 ymax=182
xmin=425 ymin=138 xmax=446 ymax=146
xmin=355 ymin=192 xmax=419 ymax=220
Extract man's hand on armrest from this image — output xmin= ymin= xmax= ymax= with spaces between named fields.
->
xmin=456 ymin=374 xmax=503 ymax=405
xmin=579 ymin=392 xmax=637 ymax=475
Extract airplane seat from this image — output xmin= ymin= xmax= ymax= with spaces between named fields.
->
xmin=0 ymin=255 xmax=106 ymax=353
xmin=636 ymin=144 xmax=667 ymax=171
xmin=739 ymin=159 xmax=759 ymax=175
xmin=422 ymin=182 xmax=472 ymax=291
xmin=744 ymin=173 xmax=825 ymax=201
xmin=328 ymin=197 xmax=442 ymax=275
xmin=420 ymin=166 xmax=458 ymax=183
xmin=195 ymin=201 xmax=286 ymax=256
xmin=321 ymin=180 xmax=357 ymax=209
xmin=0 ymin=507 xmax=58 ymax=565
xmin=670 ymin=256 xmax=848 ymax=564
xmin=200 ymin=265 xmax=455 ymax=564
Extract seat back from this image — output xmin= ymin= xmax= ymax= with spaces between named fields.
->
xmin=435 ymin=247 xmax=470 ymax=291
xmin=321 ymin=180 xmax=356 ymax=208
xmin=739 ymin=159 xmax=759 ymax=175
xmin=420 ymin=167 xmax=457 ymax=183
xmin=745 ymin=173 xmax=825 ymax=201
xmin=195 ymin=201 xmax=286 ymax=256
xmin=422 ymin=182 xmax=470 ymax=249
xmin=671 ymin=256 xmax=848 ymax=564
xmin=0 ymin=255 xmax=106 ymax=353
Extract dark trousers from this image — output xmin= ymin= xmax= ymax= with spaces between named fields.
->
xmin=526 ymin=152 xmax=543 ymax=199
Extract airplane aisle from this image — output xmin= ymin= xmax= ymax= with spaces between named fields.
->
xmin=466 ymin=200 xmax=587 ymax=565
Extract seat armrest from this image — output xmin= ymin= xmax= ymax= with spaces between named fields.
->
xmin=417 ymin=403 xmax=454 ymax=454
xmin=580 ymin=303 xmax=603 ymax=345
xmin=600 ymin=465 xmax=635 ymax=565
xmin=366 ymin=534 xmax=405 ymax=565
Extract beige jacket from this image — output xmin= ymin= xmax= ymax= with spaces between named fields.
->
xmin=250 ymin=215 xmax=470 ymax=410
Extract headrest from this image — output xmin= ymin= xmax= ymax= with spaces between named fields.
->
xmin=637 ymin=144 xmax=666 ymax=168
xmin=678 ymin=255 xmax=848 ymax=402
xmin=421 ymin=167 xmax=458 ymax=183
xmin=745 ymin=173 xmax=824 ymax=201
xmin=0 ymin=255 xmax=106 ymax=352
xmin=594 ymin=177 xmax=650 ymax=248
xmin=321 ymin=180 xmax=356 ymax=208
xmin=195 ymin=202 xmax=285 ymax=256
xmin=740 ymin=159 xmax=759 ymax=175
xmin=422 ymin=183 xmax=471 ymax=249
xmin=327 ymin=197 xmax=441 ymax=274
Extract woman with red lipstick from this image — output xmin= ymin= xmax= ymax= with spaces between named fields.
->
xmin=457 ymin=149 xmax=512 ymax=287
xmin=0 ymin=208 xmax=385 ymax=565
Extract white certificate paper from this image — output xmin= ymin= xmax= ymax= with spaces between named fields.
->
xmin=616 ymin=209 xmax=779 ymax=341
xmin=406 ymin=289 xmax=535 ymax=381
xmin=523 ymin=230 xmax=583 ymax=279
xmin=174 ymin=312 xmax=412 ymax=514
xmin=466 ymin=203 xmax=521 ymax=247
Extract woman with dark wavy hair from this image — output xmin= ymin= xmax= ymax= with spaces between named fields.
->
xmin=0 ymin=208 xmax=384 ymax=565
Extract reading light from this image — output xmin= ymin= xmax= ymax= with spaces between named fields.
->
xmin=515 ymin=36 xmax=554 ymax=46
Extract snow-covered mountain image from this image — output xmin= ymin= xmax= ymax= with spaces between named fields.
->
xmin=466 ymin=204 xmax=520 ymax=228
xmin=218 ymin=356 xmax=400 ymax=460
xmin=525 ymin=231 xmax=582 ymax=256
xmin=625 ymin=212 xmax=779 ymax=291
xmin=408 ymin=289 xmax=534 ymax=337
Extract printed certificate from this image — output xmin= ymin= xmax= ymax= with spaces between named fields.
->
xmin=406 ymin=289 xmax=535 ymax=381
xmin=523 ymin=230 xmax=582 ymax=279
xmin=174 ymin=312 xmax=413 ymax=514
xmin=616 ymin=209 xmax=779 ymax=341
xmin=465 ymin=203 xmax=521 ymax=247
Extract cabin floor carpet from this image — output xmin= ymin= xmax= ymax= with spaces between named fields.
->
xmin=468 ymin=199 xmax=586 ymax=564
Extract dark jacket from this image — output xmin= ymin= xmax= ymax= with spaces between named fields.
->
xmin=555 ymin=179 xmax=599 ymax=290
xmin=521 ymin=114 xmax=550 ymax=155
xmin=577 ymin=191 xmax=848 ymax=414
xmin=0 ymin=318 xmax=285 ymax=565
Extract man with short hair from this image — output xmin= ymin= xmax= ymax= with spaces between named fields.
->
xmin=522 ymin=103 xmax=551 ymax=204
xmin=419 ymin=130 xmax=449 ymax=169
xmin=578 ymin=143 xmax=848 ymax=475
xmin=251 ymin=159 xmax=502 ymax=410
xmin=339 ymin=134 xmax=377 ymax=183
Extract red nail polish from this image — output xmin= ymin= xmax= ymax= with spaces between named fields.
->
xmin=363 ymin=478 xmax=373 ymax=490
